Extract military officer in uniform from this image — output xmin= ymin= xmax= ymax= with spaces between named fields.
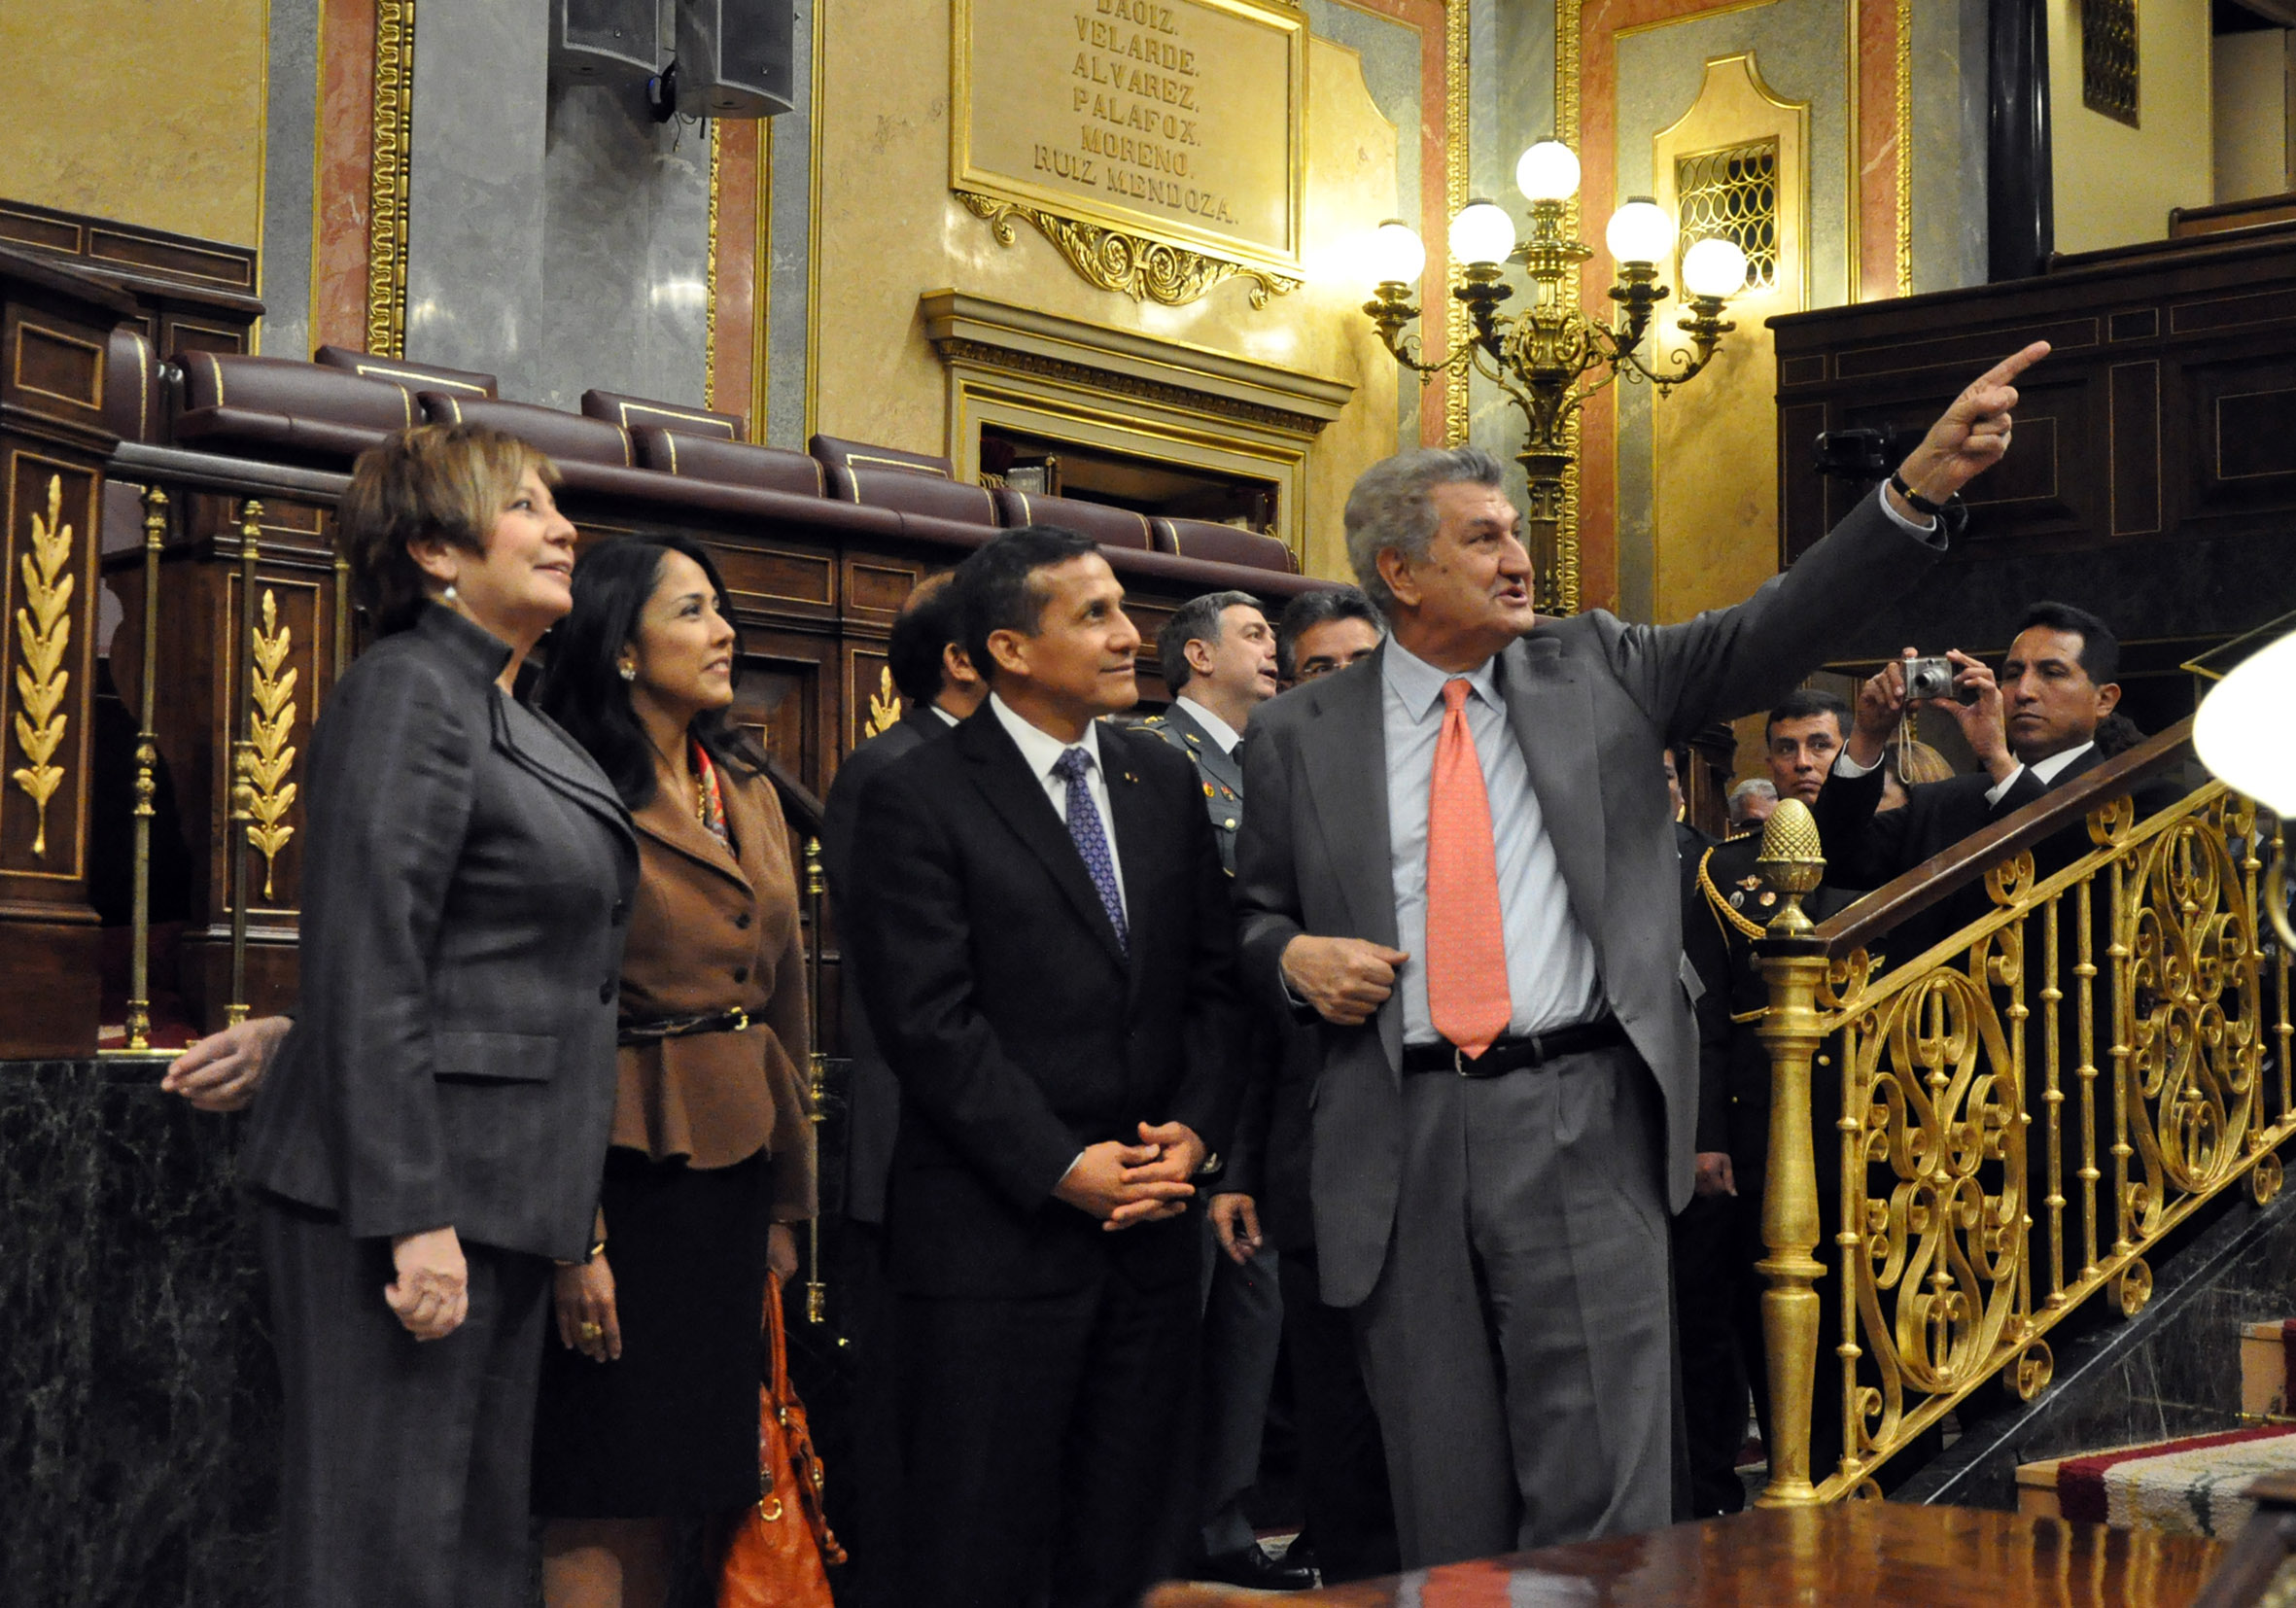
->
xmin=1136 ymin=589 xmax=1274 ymax=873
xmin=1136 ymin=588 xmax=1313 ymax=1591
xmin=1687 ymin=688 xmax=1871 ymax=1500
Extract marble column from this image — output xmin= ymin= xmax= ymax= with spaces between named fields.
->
xmin=259 ymin=0 xmax=321 ymax=362
xmin=536 ymin=84 xmax=713 ymax=413
xmin=405 ymin=0 xmax=552 ymax=399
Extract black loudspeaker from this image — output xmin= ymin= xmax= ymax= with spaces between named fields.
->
xmin=553 ymin=0 xmax=658 ymax=84
xmin=676 ymin=0 xmax=796 ymax=118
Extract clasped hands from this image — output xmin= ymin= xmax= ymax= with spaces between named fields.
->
xmin=1055 ymin=1119 xmax=1208 ymax=1232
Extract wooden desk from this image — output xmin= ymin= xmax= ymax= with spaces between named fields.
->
xmin=1148 ymin=1504 xmax=2225 ymax=1607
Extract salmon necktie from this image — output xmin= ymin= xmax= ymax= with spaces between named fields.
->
xmin=1425 ymin=678 xmax=1512 ymax=1059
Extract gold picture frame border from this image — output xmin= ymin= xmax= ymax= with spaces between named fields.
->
xmin=951 ymin=0 xmax=1309 ymax=304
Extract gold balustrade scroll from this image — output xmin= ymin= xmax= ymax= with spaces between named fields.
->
xmin=1756 ymin=780 xmax=2296 ymax=1506
xmin=953 ymin=0 xmax=1306 ymax=306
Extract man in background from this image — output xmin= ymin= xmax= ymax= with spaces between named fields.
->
xmin=818 ymin=572 xmax=985 ymax=1608
xmin=1214 ymin=584 xmax=1400 ymax=1585
xmin=1727 ymin=777 xmax=1777 ymax=831
xmin=1132 ymin=590 xmax=1314 ymax=1591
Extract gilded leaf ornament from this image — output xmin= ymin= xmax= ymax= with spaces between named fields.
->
xmin=957 ymin=192 xmax=1301 ymax=309
xmin=12 ymin=475 xmax=75 ymax=857
xmin=863 ymin=665 xmax=903 ymax=740
xmin=245 ymin=589 xmax=299 ymax=897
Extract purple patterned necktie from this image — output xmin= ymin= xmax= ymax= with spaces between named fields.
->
xmin=1052 ymin=746 xmax=1128 ymax=953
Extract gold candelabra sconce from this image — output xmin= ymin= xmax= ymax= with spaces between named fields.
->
xmin=1361 ymin=140 xmax=1750 ymax=613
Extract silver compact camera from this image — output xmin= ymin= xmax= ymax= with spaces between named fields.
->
xmin=1901 ymin=655 xmax=1976 ymax=705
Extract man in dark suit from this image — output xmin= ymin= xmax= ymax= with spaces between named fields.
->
xmin=1814 ymin=602 xmax=2142 ymax=961
xmin=1219 ymin=586 xmax=1398 ymax=1585
xmin=818 ymin=571 xmax=984 ymax=1608
xmin=1133 ymin=588 xmax=1313 ymax=1591
xmin=1685 ymin=690 xmax=1868 ymax=1506
xmin=1233 ymin=345 xmax=2045 ymax=1567
xmin=1815 ymin=601 xmax=2172 ymax=1328
xmin=846 ymin=527 xmax=1245 ymax=1608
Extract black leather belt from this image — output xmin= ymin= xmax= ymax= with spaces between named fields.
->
xmin=617 ymin=1006 xmax=749 ymax=1047
xmin=1402 ymin=1015 xmax=1627 ymax=1077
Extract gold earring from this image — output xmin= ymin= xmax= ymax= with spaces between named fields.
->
xmin=618 ymin=662 xmax=637 ymax=682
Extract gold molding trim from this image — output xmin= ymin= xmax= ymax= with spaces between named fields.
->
xmin=1552 ymin=0 xmax=1582 ymax=614
xmin=11 ymin=475 xmax=73 ymax=858
xmin=1895 ymin=0 xmax=1913 ymax=295
xmin=706 ymin=120 xmax=722 ymax=409
xmin=921 ymin=289 xmax=1350 ymax=436
xmin=366 ymin=0 xmax=414 ymax=359
xmin=955 ymin=192 xmax=1302 ymax=310
xmin=863 ymin=666 xmax=902 ymax=740
xmin=246 ymin=589 xmax=299 ymax=899
xmin=1443 ymin=0 xmax=1469 ymax=444
xmin=937 ymin=338 xmax=1330 ymax=435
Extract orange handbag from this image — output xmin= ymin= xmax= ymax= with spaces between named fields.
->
xmin=718 ymin=1271 xmax=845 ymax=1607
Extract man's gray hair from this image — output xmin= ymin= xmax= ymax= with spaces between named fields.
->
xmin=1158 ymin=588 xmax=1262 ymax=695
xmin=1727 ymin=777 xmax=1779 ymax=824
xmin=1342 ymin=444 xmax=1507 ymax=613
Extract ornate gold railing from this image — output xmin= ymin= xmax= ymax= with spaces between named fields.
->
xmin=1753 ymin=719 xmax=2295 ymax=1505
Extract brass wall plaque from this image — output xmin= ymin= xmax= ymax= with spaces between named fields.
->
xmin=953 ymin=0 xmax=1305 ymax=305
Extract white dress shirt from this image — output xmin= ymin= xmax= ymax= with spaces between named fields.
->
xmin=1833 ymin=737 xmax=2095 ymax=807
xmin=988 ymin=692 xmax=1128 ymax=922
xmin=1172 ymin=695 xmax=1243 ymax=756
xmin=930 ymin=703 xmax=959 ymax=728
xmin=1382 ymin=638 xmax=1605 ymax=1045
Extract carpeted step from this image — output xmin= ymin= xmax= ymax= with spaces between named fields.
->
xmin=2018 ymin=1425 xmax=2296 ymax=1537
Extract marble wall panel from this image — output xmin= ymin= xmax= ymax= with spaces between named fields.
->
xmin=764 ymin=6 xmax=818 ymax=449
xmin=405 ymin=0 xmax=552 ymax=400
xmin=538 ymin=85 xmax=713 ymax=413
xmin=1305 ymin=0 xmax=1425 ymax=456
xmin=1910 ymin=0 xmax=1991 ymax=296
xmin=261 ymin=0 xmax=321 ymax=360
xmin=311 ymin=0 xmax=381 ymax=353
xmin=0 ymin=1062 xmax=274 ymax=1606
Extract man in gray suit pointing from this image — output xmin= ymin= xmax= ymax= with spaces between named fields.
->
xmin=1232 ymin=343 xmax=2046 ymax=1567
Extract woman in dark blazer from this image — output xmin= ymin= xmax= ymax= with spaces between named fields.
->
xmin=236 ymin=423 xmax=639 ymax=1608
xmin=531 ymin=534 xmax=816 ymax=1607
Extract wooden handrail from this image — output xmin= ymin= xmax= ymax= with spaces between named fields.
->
xmin=1804 ymin=717 xmax=2201 ymax=960
xmin=765 ymin=758 xmax=825 ymax=843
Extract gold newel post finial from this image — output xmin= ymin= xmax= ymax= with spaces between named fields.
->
xmin=1753 ymin=796 xmax=1826 ymax=936
xmin=1750 ymin=791 xmax=1829 ymax=1508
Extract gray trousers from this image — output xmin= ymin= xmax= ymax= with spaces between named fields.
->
xmin=261 ymin=1197 xmax=551 ymax=1608
xmin=1196 ymin=1213 xmax=1284 ymax=1556
xmin=1353 ymin=1043 xmax=1674 ymax=1568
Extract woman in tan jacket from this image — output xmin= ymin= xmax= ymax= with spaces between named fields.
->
xmin=532 ymin=533 xmax=817 ymax=1607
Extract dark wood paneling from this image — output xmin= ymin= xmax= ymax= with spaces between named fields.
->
xmin=1770 ymin=228 xmax=2296 ymax=667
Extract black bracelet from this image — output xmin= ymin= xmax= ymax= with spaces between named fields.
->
xmin=1888 ymin=471 xmax=1951 ymax=518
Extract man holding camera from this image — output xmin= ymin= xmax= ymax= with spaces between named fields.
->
xmin=1814 ymin=601 xmax=2133 ymax=960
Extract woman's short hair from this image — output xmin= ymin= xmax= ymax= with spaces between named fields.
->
xmin=1341 ymin=445 xmax=1505 ymax=614
xmin=337 ymin=423 xmax=558 ymax=635
xmin=535 ymin=534 xmax=769 ymax=810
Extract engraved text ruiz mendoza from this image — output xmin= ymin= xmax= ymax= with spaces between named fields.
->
xmin=1031 ymin=0 xmax=1236 ymax=225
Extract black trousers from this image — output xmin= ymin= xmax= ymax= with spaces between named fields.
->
xmin=843 ymin=1220 xmax=906 ymax=1608
xmin=261 ymin=1195 xmax=551 ymax=1608
xmin=1276 ymin=1249 xmax=1398 ymax=1585
xmin=1672 ymin=1192 xmax=1752 ymax=1517
xmin=896 ymin=1261 xmax=1199 ymax=1608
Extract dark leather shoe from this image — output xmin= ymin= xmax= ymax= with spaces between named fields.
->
xmin=1196 ymin=1542 xmax=1318 ymax=1591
